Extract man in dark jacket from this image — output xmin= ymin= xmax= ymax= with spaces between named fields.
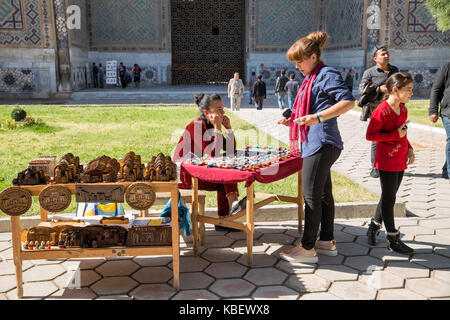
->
xmin=344 ymin=69 xmax=355 ymax=91
xmin=275 ymin=69 xmax=289 ymax=109
xmin=359 ymin=45 xmax=399 ymax=178
xmin=429 ymin=61 xmax=450 ymax=179
xmin=253 ymin=74 xmax=266 ymax=110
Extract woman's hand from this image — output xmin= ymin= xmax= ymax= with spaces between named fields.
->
xmin=297 ymin=114 xmax=319 ymax=126
xmin=398 ymin=123 xmax=407 ymax=138
xmin=406 ymin=148 xmax=415 ymax=165
xmin=222 ymin=115 xmax=232 ymax=130
xmin=277 ymin=118 xmax=289 ymax=126
xmin=209 ymin=113 xmax=224 ymax=130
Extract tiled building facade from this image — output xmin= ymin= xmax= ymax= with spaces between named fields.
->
xmin=0 ymin=0 xmax=448 ymax=99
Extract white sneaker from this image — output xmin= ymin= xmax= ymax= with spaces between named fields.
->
xmin=315 ymin=240 xmax=338 ymax=256
xmin=279 ymin=245 xmax=318 ymax=263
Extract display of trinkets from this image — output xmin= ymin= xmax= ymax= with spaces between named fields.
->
xmin=12 ymin=167 xmax=49 ymax=186
xmin=187 ymin=146 xmax=298 ymax=171
xmin=144 ymin=153 xmax=177 ymax=181
xmin=58 ymin=225 xmax=128 ymax=248
xmin=117 ymin=151 xmax=144 ymax=182
xmin=80 ymin=155 xmax=120 ymax=183
xmin=54 ymin=153 xmax=83 ymax=184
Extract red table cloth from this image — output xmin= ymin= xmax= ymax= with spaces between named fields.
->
xmin=180 ymin=156 xmax=303 ymax=188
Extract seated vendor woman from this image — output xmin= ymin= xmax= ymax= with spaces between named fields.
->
xmin=174 ymin=93 xmax=246 ymax=231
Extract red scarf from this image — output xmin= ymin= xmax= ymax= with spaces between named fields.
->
xmin=289 ymin=61 xmax=325 ymax=152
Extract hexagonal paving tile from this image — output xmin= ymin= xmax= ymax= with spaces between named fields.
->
xmin=226 ymin=231 xmax=262 ymax=240
xmin=344 ymin=255 xmax=384 ymax=272
xmin=255 ymin=225 xmax=286 ymax=234
xmin=171 ymin=289 xmax=220 ymax=300
xmin=132 ymin=255 xmax=172 ymax=267
xmin=369 ymin=247 xmax=410 ymax=262
xmin=415 ymin=234 xmax=450 ymax=246
xmin=342 ymin=226 xmax=368 ymax=236
xmin=433 ymin=269 xmax=450 ymax=284
xmin=202 ymin=235 xmax=235 ymax=248
xmin=168 ymin=256 xmax=210 ymax=272
xmin=131 ymin=266 xmax=173 ymax=284
xmin=275 ymin=260 xmax=316 ymax=274
xmin=252 ymin=286 xmax=299 ymax=300
xmin=285 ymin=274 xmax=330 ymax=293
xmin=360 ymin=270 xmax=404 ymax=289
xmin=0 ymin=275 xmax=17 ymax=293
xmin=329 ymin=281 xmax=377 ymax=300
xmin=95 ymin=259 xmax=140 ymax=277
xmin=237 ymin=252 xmax=277 ymax=267
xmin=0 ymin=233 xmax=11 ymax=241
xmin=333 ymin=231 xmax=356 ymax=243
xmin=259 ymin=233 xmax=295 ymax=246
xmin=90 ymin=277 xmax=139 ymax=296
xmin=30 ymin=259 xmax=66 ymax=266
xmin=23 ymin=264 xmax=66 ymax=282
xmin=0 ymin=260 xmax=33 ymax=275
xmin=337 ymin=243 xmax=369 ymax=256
xmin=420 ymin=218 xmax=450 ymax=229
xmin=411 ymin=253 xmax=450 ymax=269
xmin=209 ymin=279 xmax=255 ymax=298
xmin=0 ymin=241 xmax=11 ymax=252
xmin=315 ymin=265 xmax=359 ymax=281
xmin=64 ymin=258 xmax=106 ymax=270
xmin=244 ymin=267 xmax=288 ymax=286
xmin=231 ymin=240 xmax=269 ymax=254
xmin=299 ymin=292 xmax=342 ymax=300
xmin=398 ymin=226 xmax=435 ymax=236
xmin=46 ymin=288 xmax=97 ymax=300
xmin=204 ymin=262 xmax=248 ymax=278
xmin=406 ymin=278 xmax=450 ymax=298
xmin=172 ymin=272 xmax=214 ymax=290
xmin=202 ymin=248 xmax=240 ymax=262
xmin=7 ymin=281 xmax=58 ymax=300
xmin=377 ymin=288 xmax=427 ymax=300
xmin=384 ymin=261 xmax=430 ymax=279
xmin=54 ymin=269 xmax=101 ymax=288
xmin=96 ymin=295 xmax=133 ymax=300
xmin=435 ymin=229 xmax=450 ymax=238
xmin=130 ymin=284 xmax=176 ymax=300
xmin=316 ymin=254 xmax=345 ymax=265
xmin=355 ymin=234 xmax=387 ymax=248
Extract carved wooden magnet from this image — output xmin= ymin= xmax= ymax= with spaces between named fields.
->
xmin=39 ymin=185 xmax=72 ymax=213
xmin=125 ymin=182 xmax=156 ymax=210
xmin=75 ymin=184 xmax=125 ymax=203
xmin=0 ymin=187 xmax=32 ymax=216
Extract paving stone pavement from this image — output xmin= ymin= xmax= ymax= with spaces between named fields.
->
xmin=0 ymin=110 xmax=449 ymax=300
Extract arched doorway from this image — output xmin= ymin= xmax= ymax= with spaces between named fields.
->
xmin=171 ymin=0 xmax=245 ymax=85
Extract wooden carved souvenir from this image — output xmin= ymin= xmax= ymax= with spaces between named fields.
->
xmin=126 ymin=226 xmax=172 ymax=246
xmin=12 ymin=167 xmax=49 ymax=186
xmin=81 ymin=155 xmax=120 ymax=183
xmin=117 ymin=151 xmax=144 ymax=182
xmin=75 ymin=184 xmax=124 ymax=203
xmin=125 ymin=182 xmax=156 ymax=210
xmin=24 ymin=226 xmax=58 ymax=246
xmin=28 ymin=156 xmax=57 ymax=178
xmin=53 ymin=153 xmax=83 ymax=184
xmin=144 ymin=153 xmax=177 ymax=181
xmin=39 ymin=185 xmax=72 ymax=213
xmin=0 ymin=187 xmax=32 ymax=216
xmin=58 ymin=225 xmax=127 ymax=248
xmin=58 ymin=226 xmax=83 ymax=248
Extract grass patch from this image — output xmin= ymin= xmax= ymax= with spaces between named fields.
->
xmin=0 ymin=104 xmax=378 ymax=217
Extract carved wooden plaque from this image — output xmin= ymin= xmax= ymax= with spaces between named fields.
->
xmin=125 ymin=182 xmax=156 ymax=210
xmin=39 ymin=185 xmax=72 ymax=213
xmin=75 ymin=184 xmax=124 ymax=203
xmin=0 ymin=187 xmax=32 ymax=216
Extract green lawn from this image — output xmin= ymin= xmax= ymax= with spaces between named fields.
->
xmin=0 ymin=104 xmax=378 ymax=217
xmin=353 ymin=99 xmax=444 ymax=128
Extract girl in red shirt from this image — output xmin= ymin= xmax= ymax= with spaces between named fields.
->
xmin=366 ymin=72 xmax=415 ymax=255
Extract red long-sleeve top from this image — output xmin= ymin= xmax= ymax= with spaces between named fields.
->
xmin=366 ymin=101 xmax=413 ymax=172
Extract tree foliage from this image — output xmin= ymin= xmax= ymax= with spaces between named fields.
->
xmin=426 ymin=0 xmax=450 ymax=31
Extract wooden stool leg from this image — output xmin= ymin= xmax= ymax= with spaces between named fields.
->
xmin=170 ymin=188 xmax=180 ymax=291
xmin=199 ymin=198 xmax=206 ymax=245
xmin=298 ymin=170 xmax=303 ymax=235
xmin=192 ymin=178 xmax=199 ymax=255
xmin=139 ymin=210 xmax=148 ymax=218
xmin=246 ymin=183 xmax=255 ymax=267
xmin=40 ymin=206 xmax=48 ymax=222
xmin=11 ymin=216 xmax=23 ymax=298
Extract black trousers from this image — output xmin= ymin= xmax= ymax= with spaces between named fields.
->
xmin=373 ymin=170 xmax=404 ymax=233
xmin=301 ymin=144 xmax=342 ymax=250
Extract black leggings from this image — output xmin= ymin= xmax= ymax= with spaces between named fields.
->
xmin=301 ymin=144 xmax=342 ymax=250
xmin=373 ymin=170 xmax=404 ymax=233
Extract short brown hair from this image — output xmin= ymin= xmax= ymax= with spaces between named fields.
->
xmin=385 ymin=72 xmax=414 ymax=94
xmin=286 ymin=31 xmax=328 ymax=62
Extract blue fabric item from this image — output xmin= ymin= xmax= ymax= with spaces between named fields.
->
xmin=297 ymin=66 xmax=355 ymax=158
xmin=160 ymin=192 xmax=192 ymax=237
xmin=442 ymin=116 xmax=450 ymax=176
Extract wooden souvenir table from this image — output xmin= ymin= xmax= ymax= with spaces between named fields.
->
xmin=180 ymin=156 xmax=303 ymax=266
xmin=0 ymin=181 xmax=180 ymax=299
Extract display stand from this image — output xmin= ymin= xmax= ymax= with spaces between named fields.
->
xmin=2 ymin=181 xmax=179 ymax=299
xmin=181 ymin=156 xmax=303 ymax=266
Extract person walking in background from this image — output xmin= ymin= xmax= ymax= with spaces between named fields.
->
xmin=228 ymin=72 xmax=245 ymax=111
xmin=429 ymin=61 xmax=450 ymax=180
xmin=92 ymin=62 xmax=99 ymax=88
xmin=248 ymin=72 xmax=257 ymax=104
xmin=359 ymin=45 xmax=399 ymax=178
xmin=277 ymin=31 xmax=355 ymax=263
xmin=366 ymin=72 xmax=415 ymax=255
xmin=98 ymin=63 xmax=105 ymax=88
xmin=259 ymin=63 xmax=267 ymax=77
xmin=252 ymin=74 xmax=266 ymax=110
xmin=119 ymin=62 xmax=127 ymax=89
xmin=275 ymin=69 xmax=289 ymax=109
xmin=133 ymin=64 xmax=141 ymax=88
xmin=344 ymin=68 xmax=355 ymax=92
xmin=285 ymin=74 xmax=299 ymax=110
